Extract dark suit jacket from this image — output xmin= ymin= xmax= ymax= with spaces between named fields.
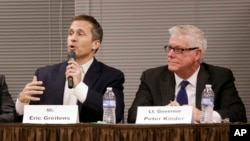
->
xmin=30 ymin=58 xmax=125 ymax=123
xmin=127 ymin=63 xmax=247 ymax=123
xmin=0 ymin=74 xmax=15 ymax=122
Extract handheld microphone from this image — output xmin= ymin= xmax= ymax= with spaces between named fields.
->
xmin=67 ymin=51 xmax=76 ymax=89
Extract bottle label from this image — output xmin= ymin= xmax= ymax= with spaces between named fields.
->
xmin=103 ymin=100 xmax=116 ymax=107
xmin=201 ymin=98 xmax=214 ymax=105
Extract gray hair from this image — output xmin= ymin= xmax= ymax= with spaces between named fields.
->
xmin=169 ymin=25 xmax=207 ymax=61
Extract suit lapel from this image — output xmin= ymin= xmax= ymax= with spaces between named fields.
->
xmin=160 ymin=70 xmax=175 ymax=105
xmin=36 ymin=62 xmax=67 ymax=105
xmin=84 ymin=58 xmax=101 ymax=86
xmin=44 ymin=62 xmax=67 ymax=104
xmin=196 ymin=64 xmax=210 ymax=109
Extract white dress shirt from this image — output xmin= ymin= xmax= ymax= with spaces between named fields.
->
xmin=63 ymin=58 xmax=93 ymax=105
xmin=174 ymin=66 xmax=222 ymax=123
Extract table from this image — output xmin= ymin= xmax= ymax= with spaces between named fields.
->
xmin=0 ymin=123 xmax=229 ymax=141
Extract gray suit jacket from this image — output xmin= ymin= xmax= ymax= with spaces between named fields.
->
xmin=0 ymin=74 xmax=15 ymax=122
xmin=127 ymin=63 xmax=247 ymax=123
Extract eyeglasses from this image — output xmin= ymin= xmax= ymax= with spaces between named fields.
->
xmin=164 ymin=45 xmax=199 ymax=54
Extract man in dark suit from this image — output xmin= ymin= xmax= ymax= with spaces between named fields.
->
xmin=0 ymin=74 xmax=15 ymax=122
xmin=127 ymin=25 xmax=247 ymax=123
xmin=15 ymin=14 xmax=125 ymax=123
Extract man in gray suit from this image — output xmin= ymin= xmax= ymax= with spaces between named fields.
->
xmin=127 ymin=25 xmax=247 ymax=123
xmin=0 ymin=74 xmax=15 ymax=122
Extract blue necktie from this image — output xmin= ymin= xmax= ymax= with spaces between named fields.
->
xmin=176 ymin=80 xmax=189 ymax=105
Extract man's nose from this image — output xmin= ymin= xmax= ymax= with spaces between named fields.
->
xmin=70 ymin=34 xmax=77 ymax=42
xmin=167 ymin=48 xmax=175 ymax=57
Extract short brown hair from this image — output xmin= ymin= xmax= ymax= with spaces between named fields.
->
xmin=72 ymin=14 xmax=103 ymax=43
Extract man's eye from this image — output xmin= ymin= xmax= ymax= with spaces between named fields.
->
xmin=175 ymin=48 xmax=182 ymax=51
xmin=78 ymin=32 xmax=85 ymax=36
xmin=68 ymin=31 xmax=73 ymax=35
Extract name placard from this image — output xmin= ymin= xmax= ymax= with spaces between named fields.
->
xmin=136 ymin=106 xmax=192 ymax=124
xmin=23 ymin=105 xmax=79 ymax=124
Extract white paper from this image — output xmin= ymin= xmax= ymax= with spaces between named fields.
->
xmin=136 ymin=106 xmax=192 ymax=124
xmin=23 ymin=105 xmax=79 ymax=124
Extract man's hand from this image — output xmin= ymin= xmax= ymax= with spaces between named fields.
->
xmin=65 ymin=60 xmax=83 ymax=88
xmin=167 ymin=102 xmax=201 ymax=123
xmin=18 ymin=76 xmax=45 ymax=103
xmin=191 ymin=106 xmax=201 ymax=123
xmin=167 ymin=101 xmax=180 ymax=106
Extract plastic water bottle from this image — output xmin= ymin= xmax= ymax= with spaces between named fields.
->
xmin=103 ymin=87 xmax=116 ymax=123
xmin=200 ymin=84 xmax=214 ymax=123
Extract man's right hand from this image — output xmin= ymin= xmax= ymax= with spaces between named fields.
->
xmin=18 ymin=76 xmax=45 ymax=103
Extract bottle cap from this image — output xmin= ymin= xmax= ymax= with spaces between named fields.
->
xmin=205 ymin=84 xmax=212 ymax=87
xmin=107 ymin=87 xmax=112 ymax=90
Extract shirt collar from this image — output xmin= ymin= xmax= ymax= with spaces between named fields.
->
xmin=81 ymin=58 xmax=94 ymax=73
xmin=174 ymin=66 xmax=200 ymax=87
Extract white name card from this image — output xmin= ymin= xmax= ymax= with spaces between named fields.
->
xmin=136 ymin=106 xmax=192 ymax=124
xmin=23 ymin=105 xmax=79 ymax=124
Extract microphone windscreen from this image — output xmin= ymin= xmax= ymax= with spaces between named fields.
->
xmin=67 ymin=51 xmax=76 ymax=89
xmin=68 ymin=51 xmax=76 ymax=60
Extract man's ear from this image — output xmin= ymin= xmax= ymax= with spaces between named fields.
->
xmin=195 ymin=49 xmax=202 ymax=61
xmin=92 ymin=40 xmax=100 ymax=51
